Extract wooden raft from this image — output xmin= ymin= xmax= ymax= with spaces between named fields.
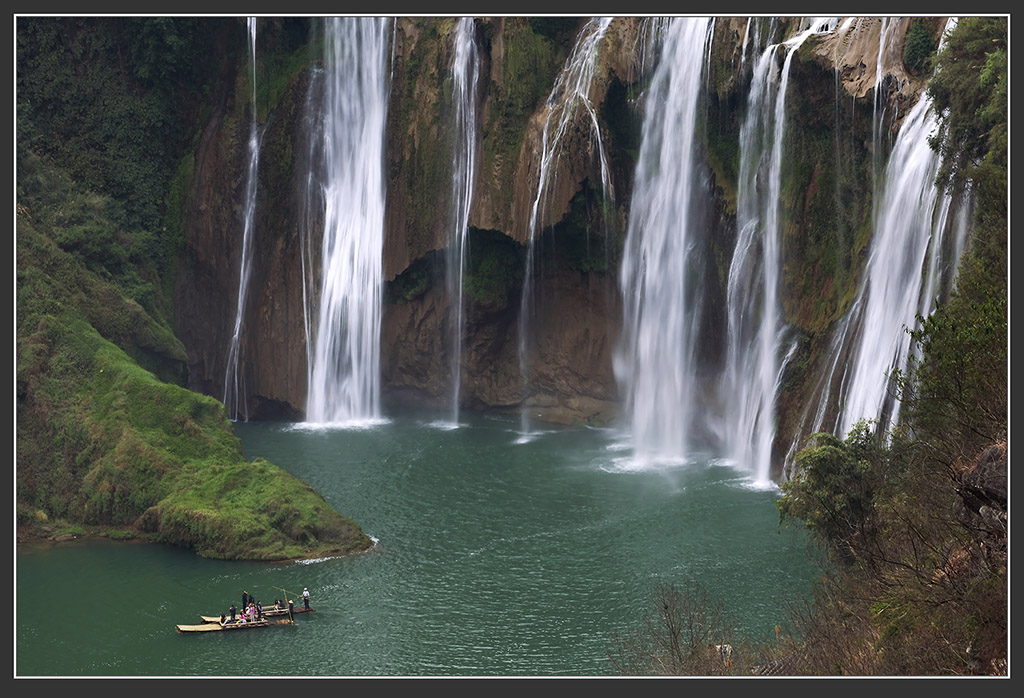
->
xmin=199 ymin=606 xmax=314 ymax=624
xmin=176 ymin=617 xmax=294 ymax=633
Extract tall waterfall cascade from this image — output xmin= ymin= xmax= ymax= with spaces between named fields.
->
xmin=718 ymin=18 xmax=838 ymax=484
xmin=446 ymin=17 xmax=480 ymax=426
xmin=614 ymin=17 xmax=713 ymax=467
xmin=305 ymin=17 xmax=391 ymax=425
xmin=517 ymin=17 xmax=615 ymax=438
xmin=779 ymin=17 xmax=970 ymax=477
xmin=831 ymin=17 xmax=968 ymax=439
xmin=223 ymin=17 xmax=263 ymax=422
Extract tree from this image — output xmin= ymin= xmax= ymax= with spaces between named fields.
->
xmin=903 ymin=19 xmax=936 ymax=74
xmin=608 ymin=580 xmax=737 ymax=675
xmin=777 ymin=424 xmax=885 ymax=566
xmin=927 ymin=17 xmax=1007 ymax=205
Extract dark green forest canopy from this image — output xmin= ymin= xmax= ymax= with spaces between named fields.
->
xmin=16 ymin=17 xmax=234 ymax=233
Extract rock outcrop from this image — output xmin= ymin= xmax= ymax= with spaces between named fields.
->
xmin=953 ymin=440 xmax=1008 ymax=570
xmin=176 ymin=25 xmax=322 ymax=421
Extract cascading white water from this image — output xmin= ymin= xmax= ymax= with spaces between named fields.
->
xmin=517 ymin=17 xmax=614 ymax=438
xmin=299 ymin=62 xmax=325 ymax=398
xmin=223 ymin=17 xmax=262 ymax=422
xmin=305 ymin=17 xmax=390 ymax=425
xmin=783 ymin=17 xmax=901 ymax=466
xmin=789 ymin=18 xmax=969 ymax=442
xmin=614 ymin=17 xmax=711 ymax=466
xmin=836 ymin=64 xmax=966 ymax=437
xmin=740 ymin=17 xmax=752 ymax=68
xmin=720 ymin=18 xmax=837 ymax=484
xmin=446 ymin=17 xmax=480 ymax=427
xmin=721 ymin=42 xmax=783 ymax=483
xmin=525 ymin=17 xmax=615 ymax=240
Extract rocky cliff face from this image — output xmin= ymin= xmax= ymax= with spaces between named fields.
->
xmin=380 ymin=17 xmax=640 ymax=423
xmin=176 ymin=23 xmax=317 ymax=420
xmin=176 ymin=16 xmax=948 ymax=464
xmin=174 ymin=85 xmax=242 ymax=404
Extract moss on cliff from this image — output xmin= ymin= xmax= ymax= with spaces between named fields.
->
xmin=778 ymin=45 xmax=875 ymax=337
xmin=252 ymin=18 xmax=318 ymax=122
xmin=163 ymin=152 xmax=194 ymax=301
xmin=385 ymin=18 xmax=458 ymax=262
xmin=478 ymin=18 xmax=574 ymax=230
xmin=599 ymin=75 xmax=644 ymax=207
xmin=700 ymin=87 xmax=742 ymax=218
xmin=386 ymin=250 xmax=444 ymax=305
xmin=464 ymin=227 xmax=525 ymax=310
xmin=539 ymin=186 xmax=622 ymax=274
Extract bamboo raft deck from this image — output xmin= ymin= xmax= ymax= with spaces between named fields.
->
xmin=176 ymin=617 xmax=295 ymax=633
xmin=199 ymin=605 xmax=314 ymax=623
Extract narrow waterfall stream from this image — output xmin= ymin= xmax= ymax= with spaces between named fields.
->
xmin=517 ymin=17 xmax=615 ymax=440
xmin=223 ymin=17 xmax=263 ymax=421
xmin=445 ymin=17 xmax=481 ymax=427
xmin=719 ymin=18 xmax=838 ymax=484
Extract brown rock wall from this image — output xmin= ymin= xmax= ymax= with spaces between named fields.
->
xmin=174 ymin=87 xmax=247 ymax=401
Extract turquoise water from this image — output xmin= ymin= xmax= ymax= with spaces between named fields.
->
xmin=16 ymin=410 xmax=818 ymax=676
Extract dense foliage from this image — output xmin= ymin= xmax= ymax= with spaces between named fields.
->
xmin=902 ymin=19 xmax=937 ymax=74
xmin=927 ymin=17 xmax=1007 ymax=211
xmin=16 ymin=17 xmax=229 ymax=234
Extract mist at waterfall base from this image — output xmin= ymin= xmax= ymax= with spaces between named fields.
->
xmin=16 ymin=410 xmax=817 ymax=677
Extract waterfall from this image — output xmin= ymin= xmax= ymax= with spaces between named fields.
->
xmin=785 ymin=18 xmax=970 ymax=447
xmin=299 ymin=61 xmax=325 ymax=405
xmin=834 ymin=19 xmax=967 ymax=438
xmin=721 ymin=40 xmax=784 ymax=483
xmin=223 ymin=17 xmax=262 ymax=422
xmin=305 ymin=17 xmax=391 ymax=425
xmin=446 ymin=17 xmax=480 ymax=426
xmin=780 ymin=17 xmax=900 ymax=473
xmin=614 ymin=17 xmax=712 ymax=466
xmin=720 ymin=18 xmax=838 ymax=483
xmin=517 ymin=17 xmax=614 ymax=438
xmin=871 ymin=18 xmax=900 ymax=204
xmin=740 ymin=18 xmax=752 ymax=68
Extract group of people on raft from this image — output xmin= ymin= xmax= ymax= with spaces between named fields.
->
xmin=218 ymin=588 xmax=310 ymax=625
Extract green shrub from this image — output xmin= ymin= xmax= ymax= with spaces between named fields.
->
xmin=903 ymin=20 xmax=936 ymax=74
